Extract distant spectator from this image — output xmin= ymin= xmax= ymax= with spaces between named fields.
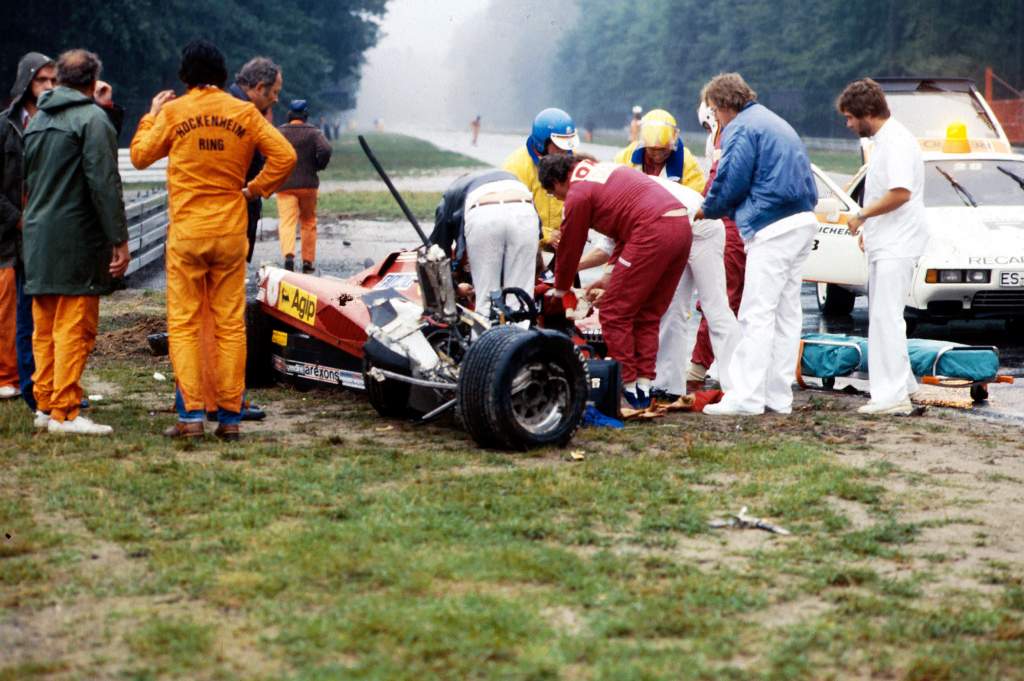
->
xmin=23 ymin=49 xmax=130 ymax=435
xmin=277 ymin=99 xmax=332 ymax=273
xmin=0 ymin=52 xmax=55 ymax=410
xmin=629 ymin=105 xmax=642 ymax=143
xmin=319 ymin=115 xmax=333 ymax=141
xmin=470 ymin=114 xmax=481 ymax=145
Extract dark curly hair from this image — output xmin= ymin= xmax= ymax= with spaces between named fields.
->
xmin=538 ymin=154 xmax=583 ymax=192
xmin=836 ymin=78 xmax=890 ymax=119
xmin=178 ymin=39 xmax=227 ymax=88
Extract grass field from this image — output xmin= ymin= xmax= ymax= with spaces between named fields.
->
xmin=2 ymin=292 xmax=1023 ymax=680
xmin=319 ymin=132 xmax=485 ymax=183
xmin=262 ymin=190 xmax=441 ymax=221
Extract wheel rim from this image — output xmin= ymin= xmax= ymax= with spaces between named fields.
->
xmin=509 ymin=361 xmax=571 ymax=434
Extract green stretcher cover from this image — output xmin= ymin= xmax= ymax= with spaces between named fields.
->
xmin=800 ymin=333 xmax=999 ymax=381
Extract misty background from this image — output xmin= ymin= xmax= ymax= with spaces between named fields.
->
xmin=1 ymin=0 xmax=1021 ymax=142
xmin=355 ymin=0 xmax=1024 ymax=139
xmin=353 ymin=0 xmax=578 ymax=133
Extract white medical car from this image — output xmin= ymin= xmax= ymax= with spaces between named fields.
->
xmin=802 ymin=78 xmax=1024 ymax=330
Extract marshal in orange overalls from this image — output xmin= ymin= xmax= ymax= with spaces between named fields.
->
xmin=131 ymin=86 xmax=295 ymax=422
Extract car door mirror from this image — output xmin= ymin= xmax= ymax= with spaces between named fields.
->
xmin=815 ymin=196 xmax=843 ymax=223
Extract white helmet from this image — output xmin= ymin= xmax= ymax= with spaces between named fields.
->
xmin=697 ymin=100 xmax=716 ymax=132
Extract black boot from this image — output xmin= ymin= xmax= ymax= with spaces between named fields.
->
xmin=284 ymin=255 xmax=294 ymax=271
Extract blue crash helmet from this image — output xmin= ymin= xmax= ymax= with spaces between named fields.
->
xmin=528 ymin=107 xmax=579 ymax=156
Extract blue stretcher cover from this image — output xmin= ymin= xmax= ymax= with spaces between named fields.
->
xmin=800 ymin=333 xmax=999 ymax=381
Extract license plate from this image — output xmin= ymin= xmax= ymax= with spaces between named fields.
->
xmin=1000 ymin=271 xmax=1024 ymax=287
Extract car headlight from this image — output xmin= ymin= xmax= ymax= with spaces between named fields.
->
xmin=924 ymin=269 xmax=991 ymax=284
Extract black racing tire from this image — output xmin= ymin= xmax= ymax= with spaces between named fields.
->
xmin=245 ymin=300 xmax=276 ymax=388
xmin=970 ymin=384 xmax=989 ymax=404
xmin=363 ymin=356 xmax=412 ymax=418
xmin=816 ymin=282 xmax=856 ymax=317
xmin=457 ymin=326 xmax=588 ymax=450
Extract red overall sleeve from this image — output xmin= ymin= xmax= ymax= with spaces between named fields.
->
xmin=553 ymin=185 xmax=594 ymax=291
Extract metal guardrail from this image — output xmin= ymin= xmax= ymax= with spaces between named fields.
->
xmin=801 ymin=136 xmax=860 ymax=152
xmin=119 ymin=148 xmax=169 ymax=277
xmin=118 ymin=148 xmax=167 ymax=183
xmin=123 ymin=189 xmax=168 ymax=277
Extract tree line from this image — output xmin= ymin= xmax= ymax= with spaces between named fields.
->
xmin=1 ymin=0 xmax=387 ymax=142
xmin=558 ymin=0 xmax=1024 ymax=137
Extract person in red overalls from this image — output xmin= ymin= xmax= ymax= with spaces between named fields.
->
xmin=687 ymin=97 xmax=747 ymax=392
xmin=537 ymin=155 xmax=692 ymax=409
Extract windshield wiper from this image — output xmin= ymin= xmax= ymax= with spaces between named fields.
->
xmin=934 ymin=165 xmax=978 ymax=207
xmin=997 ymin=165 xmax=1024 ymax=192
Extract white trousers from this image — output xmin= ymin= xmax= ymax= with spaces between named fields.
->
xmin=464 ymin=202 xmax=539 ymax=320
xmin=867 ymin=257 xmax=918 ymax=405
xmin=721 ymin=223 xmax=816 ymax=413
xmin=654 ymin=222 xmax=738 ymax=395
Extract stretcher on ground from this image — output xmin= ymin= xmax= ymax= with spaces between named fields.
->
xmin=796 ymin=333 xmax=1014 ymax=403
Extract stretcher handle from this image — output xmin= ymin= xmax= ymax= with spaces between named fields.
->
xmin=358 ymin=135 xmax=430 ymax=247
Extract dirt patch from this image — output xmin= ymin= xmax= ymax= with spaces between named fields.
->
xmin=834 ymin=414 xmax=1024 ymax=595
xmin=93 ymin=313 xmax=165 ymax=359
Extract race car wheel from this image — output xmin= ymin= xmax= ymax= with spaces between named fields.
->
xmin=457 ymin=326 xmax=588 ymax=450
xmin=245 ymin=300 xmax=276 ymax=388
xmin=816 ymin=282 xmax=855 ymax=317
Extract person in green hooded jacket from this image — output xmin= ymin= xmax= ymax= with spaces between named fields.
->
xmin=22 ymin=49 xmax=129 ymax=436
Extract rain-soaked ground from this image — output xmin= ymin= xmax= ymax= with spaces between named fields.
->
xmin=125 ymin=129 xmax=1022 ymax=422
xmin=127 ymin=217 xmax=1024 ymax=424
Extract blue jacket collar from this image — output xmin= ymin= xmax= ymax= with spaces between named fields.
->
xmin=630 ymin=139 xmax=685 ymax=181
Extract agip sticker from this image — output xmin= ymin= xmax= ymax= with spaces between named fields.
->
xmin=277 ymin=280 xmax=318 ymax=325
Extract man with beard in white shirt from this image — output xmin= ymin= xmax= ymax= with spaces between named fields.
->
xmin=838 ymin=78 xmax=928 ymax=415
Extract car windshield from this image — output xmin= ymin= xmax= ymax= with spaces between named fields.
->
xmin=887 ymin=91 xmax=1000 ymax=140
xmin=925 ymin=160 xmax=1024 ymax=207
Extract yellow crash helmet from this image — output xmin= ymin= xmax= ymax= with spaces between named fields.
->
xmin=639 ymin=109 xmax=679 ymax=149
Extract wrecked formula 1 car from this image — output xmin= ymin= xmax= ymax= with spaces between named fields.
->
xmin=245 ymin=137 xmax=616 ymax=450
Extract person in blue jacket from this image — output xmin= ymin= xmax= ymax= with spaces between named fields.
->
xmin=694 ymin=73 xmax=817 ymax=416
